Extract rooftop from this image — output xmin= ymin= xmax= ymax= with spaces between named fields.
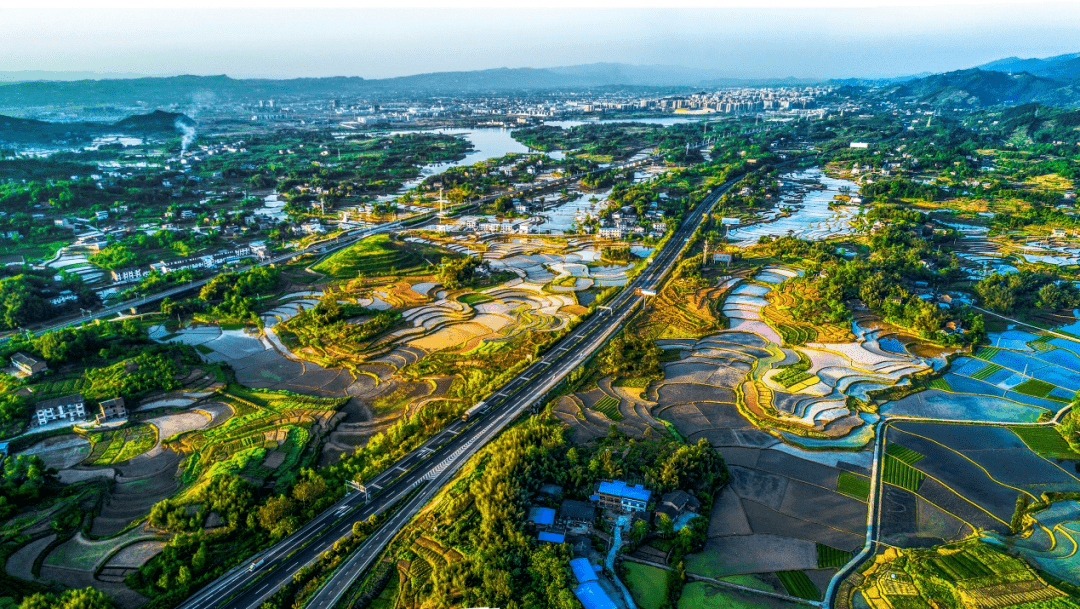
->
xmin=537 ymin=531 xmax=565 ymax=544
xmin=573 ymin=581 xmax=618 ymax=609
xmin=597 ymin=480 xmax=651 ymax=503
xmin=528 ymin=506 xmax=556 ymax=527
xmin=569 ymin=558 xmax=597 ymax=584
xmin=35 ymin=393 xmax=84 ymax=411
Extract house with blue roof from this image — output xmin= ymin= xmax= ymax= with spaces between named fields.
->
xmin=596 ymin=480 xmax=651 ymax=513
xmin=573 ymin=581 xmax=618 ymax=609
xmin=528 ymin=506 xmax=556 ymax=527
xmin=569 ymin=557 xmax=598 ymax=584
xmin=537 ymin=531 xmax=565 ymax=544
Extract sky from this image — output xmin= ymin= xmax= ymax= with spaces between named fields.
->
xmin=2 ymin=2 xmax=1079 ymax=80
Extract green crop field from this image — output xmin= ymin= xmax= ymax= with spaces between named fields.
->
xmin=84 ymin=424 xmax=157 ymax=465
xmin=974 ymin=347 xmax=1001 ymax=361
xmin=1013 ymin=378 xmax=1056 ymax=398
xmin=927 ymin=377 xmax=951 ymax=391
xmin=624 ymin=562 xmax=669 ymax=609
xmin=817 ymin=544 xmax=853 ymax=569
xmin=837 ymin=471 xmax=871 ymax=500
xmin=1011 ymin=426 xmax=1080 ymax=460
xmin=775 ymin=570 xmax=820 ymax=600
xmin=927 ymin=551 xmax=995 ymax=581
xmin=885 ymin=443 xmax=925 ymax=465
xmin=883 ymin=455 xmax=925 ymax=492
xmin=592 ymin=395 xmax=623 ymax=421
xmin=971 ymin=363 xmax=1003 ymax=381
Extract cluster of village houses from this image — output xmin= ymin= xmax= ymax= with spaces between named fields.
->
xmin=525 ymin=479 xmax=702 ymax=609
xmin=8 ymin=352 xmax=127 ymax=430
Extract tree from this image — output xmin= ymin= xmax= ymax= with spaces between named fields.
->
xmin=257 ymin=495 xmax=295 ymax=531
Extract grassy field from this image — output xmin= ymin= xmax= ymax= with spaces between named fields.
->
xmin=592 ymin=394 xmax=624 ymax=421
xmin=774 ymin=570 xmax=820 ymax=600
xmin=1011 ymin=426 xmax=1080 ymax=460
xmin=883 ymin=455 xmax=925 ymax=492
xmin=312 ymin=234 xmax=456 ymax=279
xmin=624 ymin=562 xmax=669 ymax=609
xmin=974 ymin=346 xmax=1001 ymax=361
xmin=836 ymin=471 xmax=871 ymax=500
xmin=817 ymin=544 xmax=853 ymax=569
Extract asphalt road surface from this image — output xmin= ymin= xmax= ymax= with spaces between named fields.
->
xmin=178 ymin=171 xmax=740 ymax=609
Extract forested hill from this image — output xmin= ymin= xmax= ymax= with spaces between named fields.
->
xmin=882 ymin=69 xmax=1080 ymax=108
xmin=0 ymin=110 xmax=194 ymax=143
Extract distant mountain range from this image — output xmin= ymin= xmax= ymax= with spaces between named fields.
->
xmin=0 ymin=110 xmax=194 ymax=144
xmin=0 ymin=53 xmax=1078 ymax=112
xmin=882 ymin=68 xmax=1080 ymax=108
xmin=975 ymin=52 xmax=1080 ymax=81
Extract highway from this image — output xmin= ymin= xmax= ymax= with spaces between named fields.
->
xmin=8 ymin=155 xmax=656 ymax=342
xmin=177 ymin=171 xmax=740 ymax=609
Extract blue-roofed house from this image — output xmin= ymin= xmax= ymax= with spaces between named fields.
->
xmin=569 ymin=557 xmax=598 ymax=584
xmin=528 ymin=506 xmax=556 ymax=527
xmin=596 ymin=480 xmax=651 ymax=513
xmin=537 ymin=531 xmax=565 ymax=544
xmin=573 ymin=581 xmax=618 ymax=609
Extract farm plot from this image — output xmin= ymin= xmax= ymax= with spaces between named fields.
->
xmin=169 ymin=386 xmax=344 ymax=498
xmin=986 ymin=500 xmax=1080 ymax=584
xmin=678 ymin=582 xmax=808 ymax=609
xmin=877 ymin=483 xmax=973 ymax=549
xmin=624 ymin=562 xmax=669 ymax=609
xmin=688 ymin=448 xmax=868 ymax=582
xmin=855 ymin=542 xmax=1073 ymax=609
xmin=82 ymin=424 xmax=157 ymax=466
xmin=878 ymin=423 xmax=1080 ymax=540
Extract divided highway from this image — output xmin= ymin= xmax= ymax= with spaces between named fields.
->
xmin=179 ymin=172 xmax=740 ymax=609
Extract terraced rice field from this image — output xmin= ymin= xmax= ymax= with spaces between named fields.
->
xmin=592 ymin=394 xmax=623 ymax=421
xmin=84 ymin=425 xmax=157 ymax=465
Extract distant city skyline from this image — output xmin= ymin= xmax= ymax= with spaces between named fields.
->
xmin=2 ymin=4 xmax=1080 ymax=81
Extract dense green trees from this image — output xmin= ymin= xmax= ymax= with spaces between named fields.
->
xmin=198 ymin=266 xmax=279 ymax=323
xmin=0 ymin=455 xmax=53 ymax=520
xmin=598 ymin=334 xmax=663 ymax=383
xmin=975 ymin=270 xmax=1080 ymax=315
xmin=0 ymin=269 xmax=97 ymax=330
xmin=439 ymin=256 xmax=486 ymax=290
xmin=15 ymin=588 xmax=112 ymax=609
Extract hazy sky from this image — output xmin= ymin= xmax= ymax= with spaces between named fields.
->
xmin=2 ymin=2 xmax=1080 ymax=80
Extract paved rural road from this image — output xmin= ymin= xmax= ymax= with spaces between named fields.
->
xmin=178 ymin=171 xmax=740 ymax=609
xmin=3 ymin=155 xmax=657 ymax=343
